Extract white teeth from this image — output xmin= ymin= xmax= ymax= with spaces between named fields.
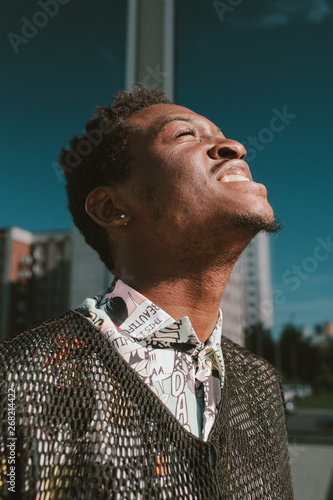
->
xmin=220 ymin=174 xmax=250 ymax=183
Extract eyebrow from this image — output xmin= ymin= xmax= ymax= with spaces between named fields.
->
xmin=156 ymin=116 xmax=223 ymax=135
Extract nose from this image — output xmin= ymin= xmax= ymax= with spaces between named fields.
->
xmin=207 ymin=138 xmax=247 ymax=161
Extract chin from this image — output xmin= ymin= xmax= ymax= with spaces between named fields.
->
xmin=230 ymin=212 xmax=282 ymax=234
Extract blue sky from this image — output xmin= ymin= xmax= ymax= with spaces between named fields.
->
xmin=1 ymin=0 xmax=332 ymax=337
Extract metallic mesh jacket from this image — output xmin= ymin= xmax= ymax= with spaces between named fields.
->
xmin=0 ymin=311 xmax=294 ymax=499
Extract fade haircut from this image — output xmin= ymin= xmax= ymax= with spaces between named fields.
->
xmin=59 ymin=84 xmax=170 ymax=271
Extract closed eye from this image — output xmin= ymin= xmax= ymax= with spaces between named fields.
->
xmin=175 ymin=129 xmax=196 ymax=138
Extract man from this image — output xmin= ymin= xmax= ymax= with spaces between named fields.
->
xmin=0 ymin=85 xmax=294 ymax=499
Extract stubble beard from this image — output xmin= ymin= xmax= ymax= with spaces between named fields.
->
xmin=230 ymin=213 xmax=282 ymax=234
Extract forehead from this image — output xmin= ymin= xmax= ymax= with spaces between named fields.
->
xmin=127 ymin=103 xmax=219 ymax=136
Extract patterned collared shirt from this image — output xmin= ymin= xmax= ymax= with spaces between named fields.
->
xmin=77 ymin=277 xmax=225 ymax=441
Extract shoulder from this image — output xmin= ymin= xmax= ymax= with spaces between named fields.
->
xmin=222 ymin=335 xmax=276 ymax=368
xmin=221 ymin=336 xmax=287 ymax=419
xmin=221 ymin=335 xmax=282 ymax=386
xmin=0 ymin=310 xmax=97 ymax=370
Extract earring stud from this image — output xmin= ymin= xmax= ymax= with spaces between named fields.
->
xmin=120 ymin=214 xmax=126 ymax=219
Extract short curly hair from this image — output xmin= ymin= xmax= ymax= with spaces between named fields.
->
xmin=59 ymin=84 xmax=171 ymax=270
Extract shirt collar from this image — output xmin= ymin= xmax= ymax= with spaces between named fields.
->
xmin=80 ymin=276 xmax=222 ymax=351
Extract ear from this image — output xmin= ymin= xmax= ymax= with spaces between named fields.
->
xmin=85 ymin=187 xmax=129 ymax=228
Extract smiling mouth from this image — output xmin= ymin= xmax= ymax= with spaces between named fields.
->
xmin=219 ymin=174 xmax=250 ymax=183
xmin=213 ymin=159 xmax=252 ymax=183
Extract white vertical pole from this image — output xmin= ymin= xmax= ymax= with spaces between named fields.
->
xmin=125 ymin=0 xmax=138 ymax=92
xmin=163 ymin=0 xmax=175 ymax=101
xmin=125 ymin=0 xmax=175 ymax=101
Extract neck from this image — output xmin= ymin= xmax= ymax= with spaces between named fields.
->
xmin=115 ymin=253 xmax=244 ymax=343
xmin=112 ymin=227 xmax=255 ymax=342
xmin=134 ymin=267 xmax=234 ymax=343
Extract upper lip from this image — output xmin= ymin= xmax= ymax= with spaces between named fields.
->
xmin=212 ymin=159 xmax=253 ymax=182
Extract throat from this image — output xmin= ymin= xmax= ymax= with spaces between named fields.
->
xmin=127 ymin=271 xmax=231 ymax=343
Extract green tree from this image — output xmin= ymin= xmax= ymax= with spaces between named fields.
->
xmin=245 ymin=322 xmax=275 ymax=365
xmin=279 ymin=324 xmax=320 ymax=385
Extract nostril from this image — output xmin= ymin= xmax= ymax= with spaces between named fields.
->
xmin=209 ymin=141 xmax=247 ymax=161
xmin=217 ymin=147 xmax=237 ymax=159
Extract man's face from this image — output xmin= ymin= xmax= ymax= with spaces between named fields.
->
xmin=122 ymin=103 xmax=277 ymax=262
